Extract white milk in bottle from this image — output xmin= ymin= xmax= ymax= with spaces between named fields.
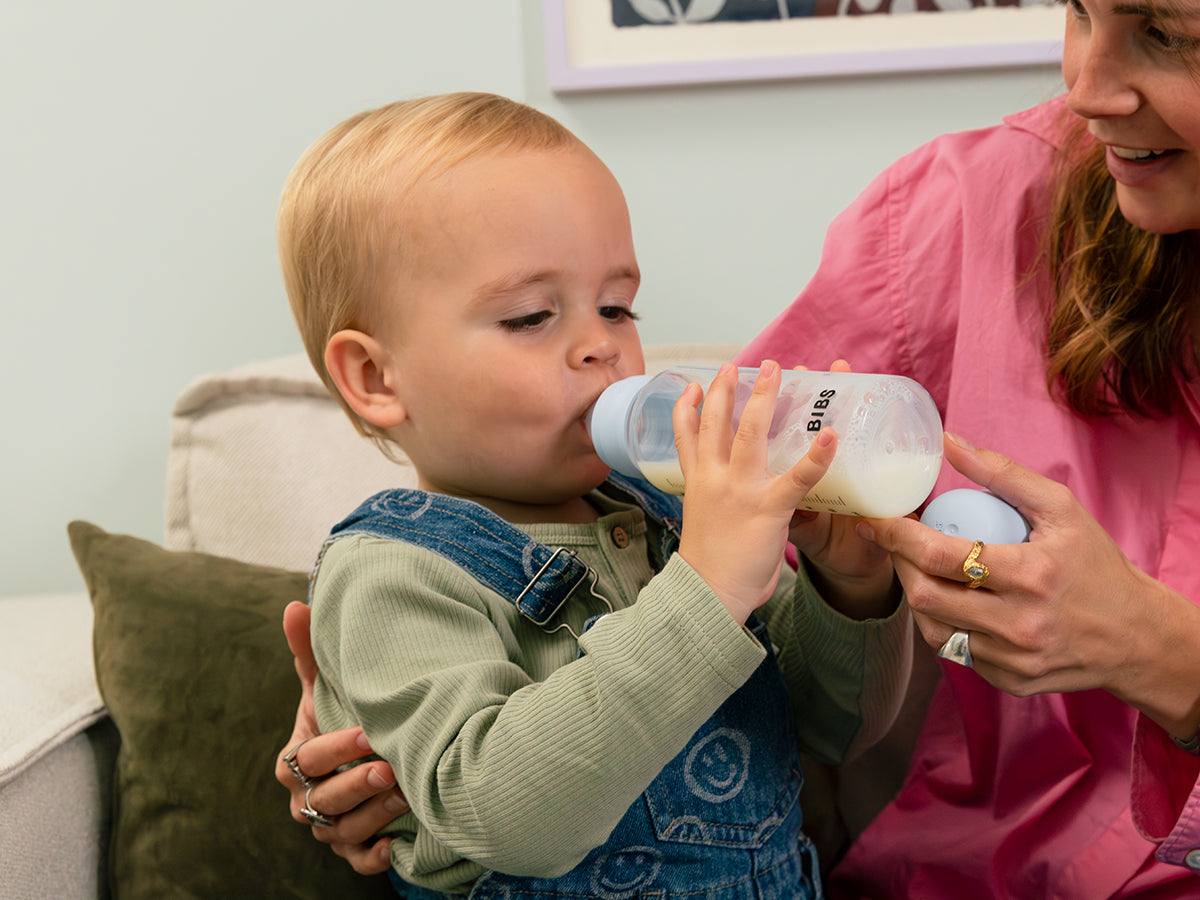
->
xmin=586 ymin=366 xmax=943 ymax=518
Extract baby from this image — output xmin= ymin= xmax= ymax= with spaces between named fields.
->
xmin=277 ymin=91 xmax=909 ymax=898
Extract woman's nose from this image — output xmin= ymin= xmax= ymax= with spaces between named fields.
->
xmin=1065 ymin=31 xmax=1141 ymax=120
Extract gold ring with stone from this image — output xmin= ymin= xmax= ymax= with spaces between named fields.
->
xmin=962 ymin=540 xmax=989 ymax=589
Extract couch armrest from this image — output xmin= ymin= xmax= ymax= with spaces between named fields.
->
xmin=0 ymin=591 xmax=105 ymax=788
xmin=0 ymin=591 xmax=111 ymax=899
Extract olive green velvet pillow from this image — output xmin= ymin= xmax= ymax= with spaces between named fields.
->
xmin=68 ymin=521 xmax=394 ymax=900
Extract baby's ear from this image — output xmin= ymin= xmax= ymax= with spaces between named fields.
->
xmin=324 ymin=330 xmax=407 ymax=429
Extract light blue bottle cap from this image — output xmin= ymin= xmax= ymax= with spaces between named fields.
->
xmin=919 ymin=488 xmax=1031 ymax=544
xmin=585 ymin=374 xmax=654 ymax=479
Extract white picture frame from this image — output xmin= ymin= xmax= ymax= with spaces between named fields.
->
xmin=544 ymin=0 xmax=1064 ymax=91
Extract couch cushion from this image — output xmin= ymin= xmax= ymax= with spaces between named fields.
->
xmin=165 ymin=346 xmax=743 ymax=573
xmin=69 ymin=520 xmax=396 ymax=900
xmin=165 ymin=354 xmax=411 ymax=572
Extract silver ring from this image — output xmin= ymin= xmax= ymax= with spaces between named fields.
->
xmin=300 ymin=786 xmax=334 ymax=827
xmin=283 ymin=739 xmax=313 ymax=787
xmin=938 ymin=631 xmax=973 ymax=668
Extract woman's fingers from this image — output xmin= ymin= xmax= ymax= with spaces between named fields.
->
xmin=940 ymin=432 xmax=1074 ymax=529
xmin=872 ymin=523 xmax=1014 ymax=647
xmin=283 ymin=727 xmax=374 ymax=786
xmin=331 ymin=834 xmax=395 ymax=876
xmin=283 ymin=600 xmax=317 ymax=685
xmin=280 ymin=727 xmax=407 ymax=837
xmin=864 ymin=515 xmax=997 ymax=587
xmin=304 ymin=759 xmax=408 ymax=838
xmin=278 ymin=590 xmax=406 ymax=874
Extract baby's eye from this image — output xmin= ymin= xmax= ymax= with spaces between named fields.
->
xmin=599 ymin=306 xmax=640 ymax=322
xmin=499 ymin=310 xmax=552 ymax=332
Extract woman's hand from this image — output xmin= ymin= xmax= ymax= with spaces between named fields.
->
xmin=861 ymin=433 xmax=1200 ymax=741
xmin=275 ymin=601 xmax=408 ymax=875
xmin=673 ymin=361 xmax=838 ymax=625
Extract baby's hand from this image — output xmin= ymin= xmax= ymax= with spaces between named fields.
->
xmin=788 ymin=509 xmax=898 ymax=620
xmin=784 ymin=358 xmax=898 ymax=619
xmin=673 ymin=361 xmax=837 ymax=624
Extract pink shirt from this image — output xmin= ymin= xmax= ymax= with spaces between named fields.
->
xmin=739 ymin=97 xmax=1200 ymax=898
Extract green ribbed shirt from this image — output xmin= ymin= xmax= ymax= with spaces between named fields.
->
xmin=311 ymin=490 xmax=910 ymax=893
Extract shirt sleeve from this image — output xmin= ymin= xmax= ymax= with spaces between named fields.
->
xmin=1131 ymin=714 xmax=1200 ymax=873
xmin=758 ymin=563 xmax=913 ymax=766
xmin=311 ymin=538 xmax=765 ymax=885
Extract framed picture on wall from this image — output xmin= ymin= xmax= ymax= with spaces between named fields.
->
xmin=543 ymin=0 xmax=1064 ymax=91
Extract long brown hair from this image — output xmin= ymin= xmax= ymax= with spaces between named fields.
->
xmin=1044 ymin=112 xmax=1198 ymax=417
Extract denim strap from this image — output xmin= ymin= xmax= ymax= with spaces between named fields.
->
xmin=327 ymin=491 xmax=592 ymax=628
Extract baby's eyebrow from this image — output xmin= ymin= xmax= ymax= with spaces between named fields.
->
xmin=470 ymin=270 xmax=553 ymax=307
xmin=469 ymin=265 xmax=641 ymax=307
xmin=606 ymin=265 xmax=642 ymax=287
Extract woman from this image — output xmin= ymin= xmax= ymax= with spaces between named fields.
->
xmin=277 ymin=0 xmax=1200 ymax=893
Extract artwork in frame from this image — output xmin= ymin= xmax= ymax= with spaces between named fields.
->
xmin=543 ymin=0 xmax=1064 ymax=91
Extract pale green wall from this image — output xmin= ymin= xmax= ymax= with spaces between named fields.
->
xmin=1 ymin=1 xmax=1063 ymax=595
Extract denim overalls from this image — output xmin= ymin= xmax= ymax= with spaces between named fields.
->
xmin=317 ymin=474 xmax=820 ymax=900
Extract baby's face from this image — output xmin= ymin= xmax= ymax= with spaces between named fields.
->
xmin=377 ymin=144 xmax=645 ymax=521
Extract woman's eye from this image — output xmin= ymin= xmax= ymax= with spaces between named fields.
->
xmin=600 ymin=306 xmax=640 ymax=322
xmin=1146 ymin=23 xmax=1197 ymax=53
xmin=499 ymin=310 xmax=552 ymax=332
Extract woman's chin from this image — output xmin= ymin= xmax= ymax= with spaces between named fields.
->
xmin=1116 ymin=188 xmax=1200 ymax=235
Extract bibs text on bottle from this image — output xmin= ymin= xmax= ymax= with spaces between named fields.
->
xmin=587 ymin=366 xmax=944 ymax=518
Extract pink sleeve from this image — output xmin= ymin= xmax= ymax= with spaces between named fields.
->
xmin=1132 ymin=715 xmax=1200 ymax=871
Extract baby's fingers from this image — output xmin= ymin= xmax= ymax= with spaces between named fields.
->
xmin=695 ymin=363 xmax=739 ymax=457
xmin=782 ymin=428 xmax=837 ymax=505
xmin=729 ymin=361 xmax=782 ymax=472
xmin=672 ymin=381 xmax=705 ymax=478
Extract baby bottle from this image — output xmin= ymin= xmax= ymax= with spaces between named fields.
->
xmin=587 ymin=366 xmax=944 ymax=518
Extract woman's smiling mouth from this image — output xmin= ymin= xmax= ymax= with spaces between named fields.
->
xmin=1111 ymin=145 xmax=1170 ymax=160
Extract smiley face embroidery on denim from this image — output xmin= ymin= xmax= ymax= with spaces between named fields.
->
xmin=589 ymin=846 xmax=662 ymax=899
xmin=684 ymin=727 xmax=750 ymax=803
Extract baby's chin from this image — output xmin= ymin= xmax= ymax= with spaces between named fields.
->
xmin=460 ymin=472 xmax=611 ymax=521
